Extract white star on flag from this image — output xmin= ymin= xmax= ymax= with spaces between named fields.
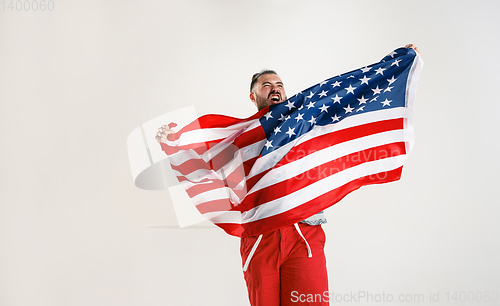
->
xmin=331 ymin=81 xmax=342 ymax=88
xmin=265 ymin=140 xmax=273 ymax=149
xmin=357 ymin=95 xmax=368 ymax=104
xmin=360 ymin=75 xmax=371 ymax=85
xmin=372 ymin=86 xmax=383 ymax=95
xmin=391 ymin=59 xmax=402 ymax=66
xmin=306 ymin=101 xmax=316 ymax=109
xmin=361 ymin=67 xmax=372 ymax=73
xmin=375 ymin=67 xmax=386 ymax=75
xmin=387 ymin=50 xmax=397 ymax=58
xmin=387 ymin=76 xmax=397 ymax=84
xmin=345 ymin=85 xmax=356 ymax=94
xmin=344 ymin=104 xmax=354 ymax=113
xmin=318 ymin=90 xmax=328 ymax=98
xmin=381 ymin=98 xmax=392 ymax=106
xmin=331 ymin=94 xmax=342 ymax=103
xmin=319 ymin=104 xmax=330 ymax=112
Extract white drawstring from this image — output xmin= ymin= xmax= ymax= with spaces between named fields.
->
xmin=243 ymin=224 xmax=313 ymax=272
xmin=294 ymin=223 xmax=312 ymax=258
xmin=242 ymin=234 xmax=263 ymax=272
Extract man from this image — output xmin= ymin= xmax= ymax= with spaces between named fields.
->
xmin=155 ymin=44 xmax=420 ymax=306
xmin=242 ymin=69 xmax=329 ymax=306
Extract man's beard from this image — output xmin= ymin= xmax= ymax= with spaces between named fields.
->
xmin=254 ymin=92 xmax=286 ymax=111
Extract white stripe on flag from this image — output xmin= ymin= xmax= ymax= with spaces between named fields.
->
xmin=204 ymin=211 xmax=242 ymax=224
xmin=191 ymin=187 xmax=230 ymax=206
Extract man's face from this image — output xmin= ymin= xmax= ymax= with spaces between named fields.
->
xmin=250 ymin=73 xmax=287 ymax=110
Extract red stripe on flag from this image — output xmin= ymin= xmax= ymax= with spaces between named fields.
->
xmin=162 ymin=139 xmax=219 ymax=156
xmin=167 ymin=108 xmax=268 ymax=141
xmin=243 ymin=156 xmax=259 ymax=177
xmin=233 ymin=126 xmax=266 ymax=149
xmin=196 ymin=199 xmax=235 ymax=214
xmin=245 ymin=169 xmax=271 ymax=192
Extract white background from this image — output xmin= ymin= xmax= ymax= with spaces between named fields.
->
xmin=1 ymin=0 xmax=499 ymax=305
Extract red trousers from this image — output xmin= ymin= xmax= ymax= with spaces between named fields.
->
xmin=240 ymin=223 xmax=329 ymax=305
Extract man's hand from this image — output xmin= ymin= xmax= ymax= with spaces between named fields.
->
xmin=405 ymin=44 xmax=420 ymax=55
xmin=156 ymin=125 xmax=175 ymax=144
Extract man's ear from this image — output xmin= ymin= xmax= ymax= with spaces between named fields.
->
xmin=249 ymin=92 xmax=256 ymax=103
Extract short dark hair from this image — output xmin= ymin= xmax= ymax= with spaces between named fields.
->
xmin=250 ymin=69 xmax=278 ymax=93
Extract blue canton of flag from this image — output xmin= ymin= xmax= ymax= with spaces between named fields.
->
xmin=260 ymin=47 xmax=416 ymax=156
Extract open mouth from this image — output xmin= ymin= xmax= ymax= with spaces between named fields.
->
xmin=269 ymin=93 xmax=281 ymax=103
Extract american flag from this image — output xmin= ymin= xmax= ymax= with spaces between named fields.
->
xmin=161 ymin=47 xmax=423 ymax=238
